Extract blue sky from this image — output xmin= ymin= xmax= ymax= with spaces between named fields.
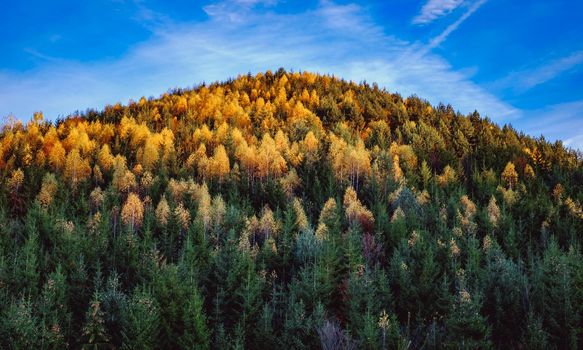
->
xmin=1 ymin=0 xmax=582 ymax=149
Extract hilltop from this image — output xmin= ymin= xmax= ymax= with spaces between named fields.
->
xmin=0 ymin=69 xmax=582 ymax=349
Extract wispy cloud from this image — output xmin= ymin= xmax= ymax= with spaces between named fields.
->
xmin=413 ymin=0 xmax=464 ymax=25
xmin=0 ymin=1 xmax=516 ymax=125
xmin=426 ymin=0 xmax=487 ymax=50
xmin=517 ymin=100 xmax=583 ymax=150
xmin=203 ymin=0 xmax=278 ymax=22
xmin=493 ymin=50 xmax=583 ymax=93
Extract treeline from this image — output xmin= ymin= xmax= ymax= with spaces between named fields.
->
xmin=0 ymin=69 xmax=581 ymax=349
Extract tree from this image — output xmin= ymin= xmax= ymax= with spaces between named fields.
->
xmin=155 ymin=195 xmax=171 ymax=227
xmin=501 ymin=161 xmax=518 ymax=189
xmin=37 ymin=173 xmax=58 ymax=209
xmin=121 ymin=289 xmax=159 ymax=350
xmin=179 ymin=287 xmax=210 ymax=349
xmin=209 ymin=145 xmax=230 ymax=181
xmin=82 ymin=294 xmax=111 ymax=350
xmin=121 ymin=193 xmax=144 ymax=231
xmin=445 ymin=290 xmax=492 ymax=349
xmin=64 ymin=149 xmax=91 ymax=189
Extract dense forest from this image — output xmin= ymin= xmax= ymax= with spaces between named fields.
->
xmin=0 ymin=69 xmax=582 ymax=349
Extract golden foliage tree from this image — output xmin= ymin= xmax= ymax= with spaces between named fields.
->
xmin=155 ymin=196 xmax=171 ymax=227
xmin=501 ymin=162 xmax=518 ymax=189
xmin=64 ymin=149 xmax=91 ymax=189
xmin=121 ymin=193 xmax=144 ymax=231
xmin=37 ymin=173 xmax=58 ymax=209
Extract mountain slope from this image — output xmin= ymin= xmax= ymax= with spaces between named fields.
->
xmin=0 ymin=69 xmax=582 ymax=349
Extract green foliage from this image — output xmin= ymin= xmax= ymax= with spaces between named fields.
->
xmin=0 ymin=70 xmax=581 ymax=349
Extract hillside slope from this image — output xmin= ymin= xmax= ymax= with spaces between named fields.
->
xmin=0 ymin=69 xmax=582 ymax=349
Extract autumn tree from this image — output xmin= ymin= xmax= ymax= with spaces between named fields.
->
xmin=502 ymin=161 xmax=518 ymax=189
xmin=64 ymin=149 xmax=91 ymax=189
xmin=121 ymin=193 xmax=144 ymax=231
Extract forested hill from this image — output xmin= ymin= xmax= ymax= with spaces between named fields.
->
xmin=0 ymin=69 xmax=582 ymax=349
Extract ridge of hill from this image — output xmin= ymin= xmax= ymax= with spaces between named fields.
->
xmin=0 ymin=69 xmax=581 ymax=349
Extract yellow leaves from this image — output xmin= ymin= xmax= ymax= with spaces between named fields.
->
xmin=211 ymin=195 xmax=227 ymax=230
xmin=524 ymin=164 xmax=535 ymax=181
xmin=279 ymin=168 xmax=300 ymax=198
xmin=155 ymin=196 xmax=171 ymax=227
xmin=565 ymin=197 xmax=583 ymax=220
xmin=193 ymin=125 xmax=213 ymax=146
xmin=302 ymin=131 xmax=319 ymax=158
xmin=487 ymin=196 xmax=501 ymax=227
xmin=389 ymin=142 xmax=417 ymax=173
xmin=141 ymin=137 xmax=160 ymax=171
xmin=319 ymin=198 xmax=338 ymax=227
xmin=392 ymin=155 xmax=403 ymax=182
xmin=97 ymin=145 xmax=115 ymax=172
xmin=8 ymin=168 xmax=25 ymax=193
xmin=437 ymin=165 xmax=457 ymax=187
xmin=329 ymin=134 xmax=371 ymax=188
xmin=259 ymin=206 xmax=279 ymax=240
xmin=208 ymin=145 xmax=230 ymax=181
xmin=196 ymin=183 xmax=212 ymax=232
xmin=64 ymin=149 xmax=91 ymax=189
xmin=111 ymin=155 xmax=137 ymax=193
xmin=257 ymin=133 xmax=287 ymax=179
xmin=497 ymin=185 xmax=518 ymax=207
xmin=343 ymin=187 xmax=375 ymax=232
xmin=174 ymin=96 xmax=188 ymax=116
xmin=121 ymin=193 xmax=144 ymax=230
xmin=501 ymin=162 xmax=518 ymax=189
xmin=174 ymin=203 xmax=191 ymax=231
xmin=292 ymin=198 xmax=310 ymax=233
xmin=37 ymin=173 xmax=58 ymax=209
xmin=90 ymin=187 xmax=105 ymax=209
xmin=48 ymin=141 xmax=66 ymax=171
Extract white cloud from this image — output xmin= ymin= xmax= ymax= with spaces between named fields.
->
xmin=0 ymin=1 xmax=516 ymax=126
xmin=203 ymin=0 xmax=278 ymax=22
xmin=413 ymin=0 xmax=464 ymax=25
xmin=493 ymin=50 xmax=583 ymax=93
xmin=425 ymin=0 xmax=487 ymax=50
xmin=516 ymin=100 xmax=583 ymax=150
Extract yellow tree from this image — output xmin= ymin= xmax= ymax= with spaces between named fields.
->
xmin=209 ymin=145 xmax=230 ymax=181
xmin=97 ymin=144 xmax=115 ymax=172
xmin=64 ymin=149 xmax=91 ymax=189
xmin=155 ymin=196 xmax=171 ymax=227
xmin=197 ymin=183 xmax=212 ymax=238
xmin=292 ymin=198 xmax=310 ymax=233
xmin=37 ymin=173 xmax=58 ymax=209
xmin=7 ymin=168 xmax=25 ymax=194
xmin=302 ymin=131 xmax=319 ymax=163
xmin=121 ymin=193 xmax=144 ymax=231
xmin=141 ymin=137 xmax=160 ymax=171
xmin=437 ymin=165 xmax=457 ymax=187
xmin=501 ymin=162 xmax=518 ymax=189
xmin=48 ymin=141 xmax=66 ymax=171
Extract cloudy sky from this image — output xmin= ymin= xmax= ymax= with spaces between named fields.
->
xmin=1 ymin=0 xmax=582 ymax=148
